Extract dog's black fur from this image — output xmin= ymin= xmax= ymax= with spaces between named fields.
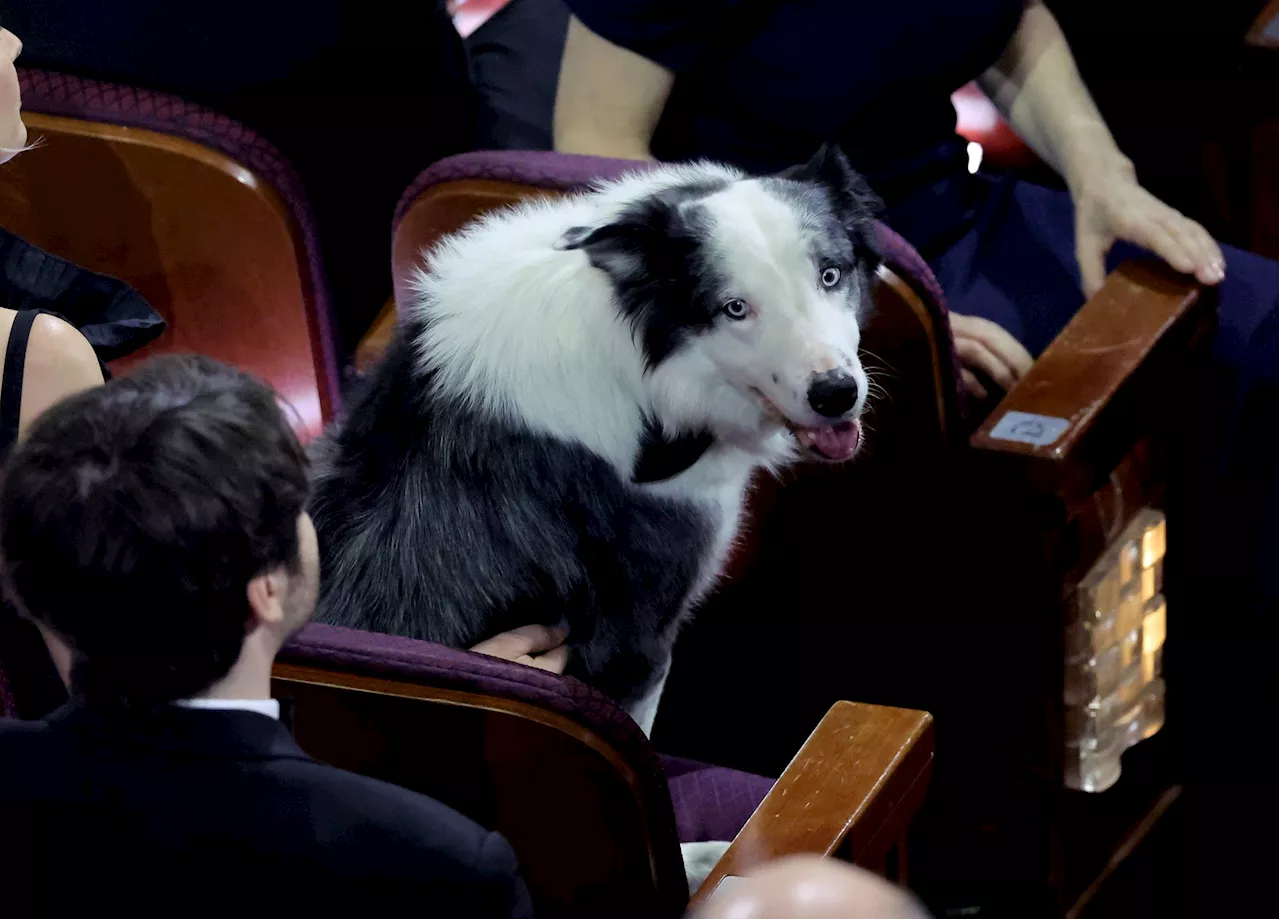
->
xmin=309 ymin=320 xmax=714 ymax=706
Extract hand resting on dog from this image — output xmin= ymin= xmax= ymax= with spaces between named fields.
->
xmin=470 ymin=623 xmax=571 ymax=674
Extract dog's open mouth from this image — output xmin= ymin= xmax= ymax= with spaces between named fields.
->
xmin=788 ymin=419 xmax=862 ymax=462
xmin=755 ymin=391 xmax=862 ymax=462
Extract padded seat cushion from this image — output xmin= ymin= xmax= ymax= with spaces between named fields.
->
xmin=660 ymin=753 xmax=774 ymax=844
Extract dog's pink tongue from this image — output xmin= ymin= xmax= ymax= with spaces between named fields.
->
xmin=803 ymin=420 xmax=861 ymax=461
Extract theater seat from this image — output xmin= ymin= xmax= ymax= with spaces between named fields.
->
xmin=0 ymin=69 xmax=341 ymax=441
xmin=274 ymin=623 xmax=934 ymax=919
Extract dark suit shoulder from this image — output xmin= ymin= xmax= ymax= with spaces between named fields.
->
xmin=266 ymin=755 xmax=491 ymax=848
xmin=0 ymin=716 xmax=65 ymax=777
xmin=0 ymin=716 xmax=47 ymax=735
xmin=0 ymin=714 xmax=532 ymax=917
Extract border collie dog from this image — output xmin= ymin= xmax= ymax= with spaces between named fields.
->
xmin=309 ymin=145 xmax=880 ymax=734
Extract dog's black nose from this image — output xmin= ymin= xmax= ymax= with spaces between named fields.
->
xmin=807 ymin=371 xmax=860 ymax=418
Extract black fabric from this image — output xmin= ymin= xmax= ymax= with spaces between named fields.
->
xmin=0 ymin=610 xmax=63 ymax=721
xmin=470 ymin=0 xmax=571 ymax=150
xmin=0 ymin=310 xmax=37 ymax=453
xmin=467 ymin=0 xmax=1014 ymax=250
xmin=0 ymin=703 xmax=534 ymax=917
xmin=550 ymin=0 xmax=1020 ymax=186
xmin=0 ymin=229 xmax=164 ymax=367
xmin=468 ymin=0 xmax=782 ymax=152
xmin=3 ymin=1 xmax=477 ymax=360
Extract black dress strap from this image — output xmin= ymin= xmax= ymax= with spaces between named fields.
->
xmin=0 ymin=309 xmax=40 ymax=453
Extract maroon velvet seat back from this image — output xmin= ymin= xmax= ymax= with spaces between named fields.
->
xmin=275 ymin=623 xmax=689 ymax=919
xmin=2 ymin=69 xmax=341 ymax=440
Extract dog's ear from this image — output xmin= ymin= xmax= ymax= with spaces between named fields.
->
xmin=778 ymin=142 xmax=850 ymax=187
xmin=781 ymin=143 xmax=883 ymax=263
xmin=555 ymin=219 xmax=654 ymax=279
xmin=555 ymin=225 xmax=604 ymax=250
xmin=781 ymin=143 xmax=882 ymax=232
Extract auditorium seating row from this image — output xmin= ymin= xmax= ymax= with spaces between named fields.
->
xmin=0 ymin=60 xmax=1214 ymax=917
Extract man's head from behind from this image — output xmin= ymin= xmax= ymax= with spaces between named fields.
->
xmin=692 ymin=856 xmax=932 ymax=919
xmin=0 ymin=355 xmax=317 ymax=709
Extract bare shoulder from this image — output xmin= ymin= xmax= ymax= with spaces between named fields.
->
xmin=18 ymin=314 xmax=104 ymax=436
xmin=26 ymin=313 xmax=104 ymax=386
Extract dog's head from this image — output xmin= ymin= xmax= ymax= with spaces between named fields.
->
xmin=558 ymin=145 xmax=881 ymax=463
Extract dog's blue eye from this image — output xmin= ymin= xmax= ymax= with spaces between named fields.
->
xmin=821 ymin=266 xmax=842 ymax=288
xmin=721 ymin=299 xmax=749 ymax=320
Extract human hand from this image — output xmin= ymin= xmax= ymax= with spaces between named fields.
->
xmin=1071 ymin=159 xmax=1224 ymax=298
xmin=470 ymin=623 xmax=571 ymax=674
xmin=949 ymin=313 xmax=1033 ymax=401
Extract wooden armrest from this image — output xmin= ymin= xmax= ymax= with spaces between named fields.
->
xmin=355 ymin=295 xmax=400 ymax=375
xmin=688 ymin=701 xmax=934 ymax=910
xmin=969 ymin=260 xmax=1214 ymax=488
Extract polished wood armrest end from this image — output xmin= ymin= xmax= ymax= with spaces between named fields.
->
xmin=354 ymin=295 xmax=400 ymax=376
xmin=969 ymin=260 xmax=1214 ymax=491
xmin=689 ymin=700 xmax=934 ymax=909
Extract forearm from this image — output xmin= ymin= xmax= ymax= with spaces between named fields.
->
xmin=554 ymin=125 xmax=655 ymax=162
xmin=977 ymin=1 xmax=1130 ymax=192
xmin=552 ymin=15 xmax=667 ymax=161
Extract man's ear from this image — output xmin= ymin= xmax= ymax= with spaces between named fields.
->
xmin=34 ymin=623 xmax=76 ymax=690
xmin=246 ymin=569 xmax=286 ymax=629
xmin=780 ymin=143 xmax=882 ymax=236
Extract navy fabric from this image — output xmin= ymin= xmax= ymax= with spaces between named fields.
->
xmin=929 ymin=172 xmax=1280 ymax=362
xmin=565 ymin=0 xmax=1023 ymax=185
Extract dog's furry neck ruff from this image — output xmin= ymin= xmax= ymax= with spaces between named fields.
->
xmin=631 ymin=422 xmax=716 ymax=484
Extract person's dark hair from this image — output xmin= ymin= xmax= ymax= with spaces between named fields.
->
xmin=0 ymin=355 xmax=310 ymax=709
